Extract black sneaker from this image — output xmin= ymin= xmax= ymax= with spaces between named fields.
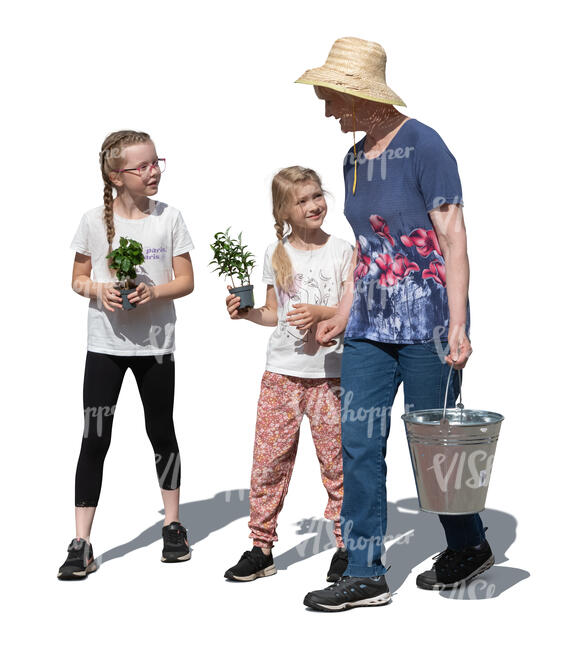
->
xmin=327 ymin=547 xmax=348 ymax=582
xmin=416 ymin=539 xmax=494 ymax=590
xmin=304 ymin=575 xmax=392 ymax=611
xmin=161 ymin=521 xmax=191 ymax=562
xmin=224 ymin=546 xmax=277 ymax=581
xmin=57 ymin=537 xmax=97 ymax=580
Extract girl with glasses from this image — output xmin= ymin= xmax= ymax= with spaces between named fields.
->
xmin=58 ymin=130 xmax=195 ymax=579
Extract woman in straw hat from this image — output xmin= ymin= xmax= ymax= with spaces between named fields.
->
xmin=295 ymin=37 xmax=494 ymax=611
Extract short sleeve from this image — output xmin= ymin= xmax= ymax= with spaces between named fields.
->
xmin=70 ymin=213 xmax=91 ymax=255
xmin=172 ymin=211 xmax=195 ymax=256
xmin=415 ymin=133 xmax=464 ymax=212
xmin=340 ymin=241 xmax=355 ymax=283
xmin=262 ymin=245 xmax=275 ymax=284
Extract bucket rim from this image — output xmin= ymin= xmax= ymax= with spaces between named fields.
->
xmin=401 ymin=408 xmax=504 ymax=426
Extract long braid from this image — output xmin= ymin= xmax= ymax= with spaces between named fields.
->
xmin=272 ymin=211 xmax=292 ymax=294
xmin=99 ymin=130 xmax=151 ymax=272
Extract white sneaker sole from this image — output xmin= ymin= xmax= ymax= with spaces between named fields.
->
xmin=161 ymin=551 xmax=192 ymax=562
xmin=306 ymin=591 xmax=392 ymax=611
xmin=57 ymin=560 xmax=97 ymax=580
xmin=226 ymin=564 xmax=277 ymax=581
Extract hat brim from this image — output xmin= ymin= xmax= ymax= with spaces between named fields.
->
xmin=295 ymin=70 xmax=406 ymax=107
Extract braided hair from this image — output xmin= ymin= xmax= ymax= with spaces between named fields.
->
xmin=99 ymin=130 xmax=151 ymax=269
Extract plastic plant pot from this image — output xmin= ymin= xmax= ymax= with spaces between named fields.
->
xmin=119 ymin=287 xmax=137 ymax=311
xmin=228 ymin=284 xmax=255 ymax=310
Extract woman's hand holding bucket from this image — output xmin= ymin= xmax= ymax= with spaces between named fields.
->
xmin=445 ymin=322 xmax=472 ymax=370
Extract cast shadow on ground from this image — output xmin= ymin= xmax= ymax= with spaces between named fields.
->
xmin=96 ymin=489 xmax=251 ymax=565
xmin=97 ymin=491 xmax=528 ymax=599
xmin=285 ymin=498 xmax=529 ymax=600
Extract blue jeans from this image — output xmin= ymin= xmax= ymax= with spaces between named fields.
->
xmin=340 ymin=338 xmax=486 ymax=577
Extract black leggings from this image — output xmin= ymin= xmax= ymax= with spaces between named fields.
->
xmin=75 ymin=351 xmax=181 ymax=507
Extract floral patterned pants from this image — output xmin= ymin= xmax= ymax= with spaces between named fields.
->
xmin=249 ymin=370 xmax=344 ymax=549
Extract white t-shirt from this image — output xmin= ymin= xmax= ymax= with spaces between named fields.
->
xmin=262 ymin=234 xmax=354 ymax=378
xmin=70 ymin=201 xmax=194 ymax=356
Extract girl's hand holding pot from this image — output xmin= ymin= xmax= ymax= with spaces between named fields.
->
xmin=127 ymin=282 xmax=156 ymax=307
xmin=98 ymin=282 xmax=123 ymax=312
xmin=226 ymin=285 xmax=248 ymax=319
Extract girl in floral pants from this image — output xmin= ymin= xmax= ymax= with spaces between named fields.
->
xmin=223 ymin=166 xmax=355 ymax=583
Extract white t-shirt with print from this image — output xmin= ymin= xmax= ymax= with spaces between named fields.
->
xmin=70 ymin=200 xmax=194 ymax=356
xmin=262 ymin=234 xmax=354 ymax=378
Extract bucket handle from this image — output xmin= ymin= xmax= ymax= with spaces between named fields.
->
xmin=442 ymin=361 xmax=464 ymax=421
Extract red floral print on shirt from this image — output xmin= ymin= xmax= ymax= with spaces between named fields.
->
xmin=369 ymin=214 xmax=395 ymax=246
xmin=422 ymin=260 xmax=446 ymax=287
xmin=354 ymin=241 xmax=372 ymax=281
xmin=401 ymin=228 xmax=442 ymax=257
xmin=375 ymin=253 xmax=419 ymax=287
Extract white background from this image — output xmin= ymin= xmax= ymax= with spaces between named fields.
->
xmin=2 ymin=0 xmax=575 ymax=647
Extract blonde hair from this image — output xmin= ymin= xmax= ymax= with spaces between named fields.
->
xmin=99 ymin=130 xmax=152 ymax=265
xmin=271 ymin=166 xmax=325 ymax=293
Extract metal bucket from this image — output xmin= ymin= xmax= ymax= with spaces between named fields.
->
xmin=401 ymin=367 xmax=504 ymax=515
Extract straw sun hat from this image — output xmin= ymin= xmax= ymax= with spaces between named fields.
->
xmin=295 ymin=36 xmax=406 ymax=107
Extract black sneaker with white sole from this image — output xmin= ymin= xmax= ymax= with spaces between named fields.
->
xmin=224 ymin=546 xmax=277 ymax=581
xmin=161 ymin=521 xmax=191 ymax=562
xmin=57 ymin=537 xmax=97 ymax=580
xmin=327 ymin=547 xmax=348 ymax=582
xmin=416 ymin=539 xmax=494 ymax=590
xmin=304 ymin=575 xmax=392 ymax=611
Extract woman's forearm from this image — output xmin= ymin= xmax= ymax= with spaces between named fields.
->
xmin=316 ymin=305 xmax=338 ymax=321
xmin=444 ymin=248 xmax=469 ymax=327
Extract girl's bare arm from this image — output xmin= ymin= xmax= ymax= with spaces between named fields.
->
xmin=227 ymin=284 xmax=278 ymax=326
xmin=152 ymin=253 xmax=194 ymax=300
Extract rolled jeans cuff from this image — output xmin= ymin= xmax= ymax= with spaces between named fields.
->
xmin=343 ymin=563 xmax=387 ymax=578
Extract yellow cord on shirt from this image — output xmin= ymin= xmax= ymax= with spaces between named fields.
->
xmin=352 ymin=101 xmax=357 ymax=195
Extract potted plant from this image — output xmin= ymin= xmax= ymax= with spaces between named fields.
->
xmin=209 ymin=227 xmax=256 ymax=310
xmin=106 ymin=236 xmax=145 ymax=311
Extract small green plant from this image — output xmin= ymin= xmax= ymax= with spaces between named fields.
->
xmin=106 ymin=237 xmax=145 ymax=288
xmin=209 ymin=227 xmax=256 ymax=287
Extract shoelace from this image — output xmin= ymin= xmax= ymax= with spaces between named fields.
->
xmin=324 ymin=576 xmax=354 ymax=592
xmin=240 ymin=549 xmax=268 ymax=569
xmin=432 ymin=548 xmax=456 ymax=566
xmin=432 ymin=547 xmax=479 ymax=576
xmin=65 ymin=540 xmax=86 ymax=563
xmin=67 ymin=547 xmax=83 ymax=560
xmin=166 ymin=527 xmax=186 ymax=545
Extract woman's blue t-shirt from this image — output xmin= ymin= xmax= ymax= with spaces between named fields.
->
xmin=343 ymin=117 xmax=470 ymax=344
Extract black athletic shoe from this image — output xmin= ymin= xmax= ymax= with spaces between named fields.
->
xmin=304 ymin=575 xmax=392 ymax=611
xmin=416 ymin=539 xmax=494 ymax=590
xmin=224 ymin=546 xmax=277 ymax=581
xmin=57 ymin=537 xmax=97 ymax=580
xmin=326 ymin=547 xmax=348 ymax=582
xmin=161 ymin=521 xmax=191 ymax=562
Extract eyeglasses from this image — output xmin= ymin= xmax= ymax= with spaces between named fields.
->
xmin=113 ymin=158 xmax=166 ymax=178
